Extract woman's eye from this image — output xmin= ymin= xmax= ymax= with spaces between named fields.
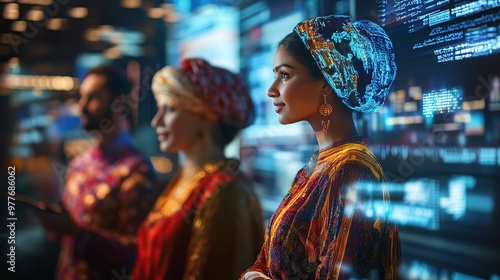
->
xmin=279 ymin=71 xmax=290 ymax=79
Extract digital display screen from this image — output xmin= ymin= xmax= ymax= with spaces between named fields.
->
xmin=366 ymin=0 xmax=500 ymax=150
xmin=422 ymin=87 xmax=462 ymax=117
xmin=380 ymin=0 xmax=500 ymax=65
xmin=355 ymin=175 xmax=496 ymax=232
xmin=373 ymin=1 xmax=500 ymax=276
xmin=401 ymin=258 xmax=500 ymax=280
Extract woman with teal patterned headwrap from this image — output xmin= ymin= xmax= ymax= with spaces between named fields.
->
xmin=241 ymin=15 xmax=401 ymax=280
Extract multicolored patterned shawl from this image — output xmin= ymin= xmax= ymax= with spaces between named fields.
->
xmin=242 ymin=137 xmax=401 ymax=279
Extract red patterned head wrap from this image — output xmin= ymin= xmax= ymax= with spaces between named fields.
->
xmin=152 ymin=58 xmax=255 ymax=128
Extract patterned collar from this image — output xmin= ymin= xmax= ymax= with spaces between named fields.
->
xmin=306 ymin=136 xmax=367 ymax=176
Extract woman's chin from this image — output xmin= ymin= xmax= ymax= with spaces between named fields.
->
xmin=159 ymin=142 xmax=175 ymax=153
xmin=278 ymin=116 xmax=297 ymax=125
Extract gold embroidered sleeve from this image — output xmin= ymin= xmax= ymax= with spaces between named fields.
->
xmin=379 ymin=223 xmax=402 ymax=279
xmin=183 ymin=179 xmax=264 ymax=280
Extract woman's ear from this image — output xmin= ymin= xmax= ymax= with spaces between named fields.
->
xmin=200 ymin=111 xmax=218 ymax=124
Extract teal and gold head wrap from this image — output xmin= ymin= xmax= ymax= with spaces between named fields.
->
xmin=294 ymin=15 xmax=397 ymax=113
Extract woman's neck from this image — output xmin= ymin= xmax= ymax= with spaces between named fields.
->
xmin=313 ymin=112 xmax=358 ymax=150
xmin=180 ymin=141 xmax=226 ymax=177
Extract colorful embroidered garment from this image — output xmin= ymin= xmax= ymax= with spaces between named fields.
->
xmin=58 ymin=133 xmax=158 ymax=280
xmin=132 ymin=159 xmax=264 ymax=280
xmin=242 ymin=137 xmax=401 ymax=279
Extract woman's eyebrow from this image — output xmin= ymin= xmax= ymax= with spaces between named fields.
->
xmin=273 ymin=63 xmax=295 ymax=73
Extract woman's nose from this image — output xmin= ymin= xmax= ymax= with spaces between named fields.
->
xmin=267 ymin=83 xmax=279 ymax=97
xmin=151 ymin=110 xmax=163 ymax=128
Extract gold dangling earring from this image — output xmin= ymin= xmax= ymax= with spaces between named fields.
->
xmin=319 ymin=93 xmax=333 ymax=134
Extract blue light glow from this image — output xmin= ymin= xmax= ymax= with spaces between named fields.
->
xmin=422 ymin=88 xmax=462 ymax=117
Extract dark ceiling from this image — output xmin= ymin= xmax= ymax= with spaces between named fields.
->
xmin=0 ymin=0 xmax=167 ymax=76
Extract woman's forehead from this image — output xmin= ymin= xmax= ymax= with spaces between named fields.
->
xmin=274 ymin=45 xmax=295 ymax=66
xmin=274 ymin=45 xmax=308 ymax=73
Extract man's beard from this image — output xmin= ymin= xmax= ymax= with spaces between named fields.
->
xmin=81 ymin=107 xmax=113 ymax=131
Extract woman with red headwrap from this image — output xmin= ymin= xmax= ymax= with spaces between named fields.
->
xmin=132 ymin=58 xmax=264 ymax=279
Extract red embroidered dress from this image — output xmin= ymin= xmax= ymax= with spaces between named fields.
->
xmin=243 ymin=137 xmax=401 ymax=279
xmin=58 ymin=133 xmax=158 ymax=280
xmin=133 ymin=160 xmax=264 ymax=280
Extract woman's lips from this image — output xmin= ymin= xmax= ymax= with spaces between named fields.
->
xmin=157 ymin=132 xmax=169 ymax=142
xmin=274 ymin=102 xmax=285 ymax=113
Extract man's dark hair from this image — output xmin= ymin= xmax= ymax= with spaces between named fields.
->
xmin=85 ymin=65 xmax=131 ymax=100
xmin=85 ymin=65 xmax=135 ymax=129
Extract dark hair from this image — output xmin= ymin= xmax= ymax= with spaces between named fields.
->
xmin=278 ymin=32 xmax=324 ymax=80
xmin=85 ymin=65 xmax=131 ymax=100
xmin=85 ymin=65 xmax=134 ymax=129
xmin=279 ymin=32 xmax=353 ymax=115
